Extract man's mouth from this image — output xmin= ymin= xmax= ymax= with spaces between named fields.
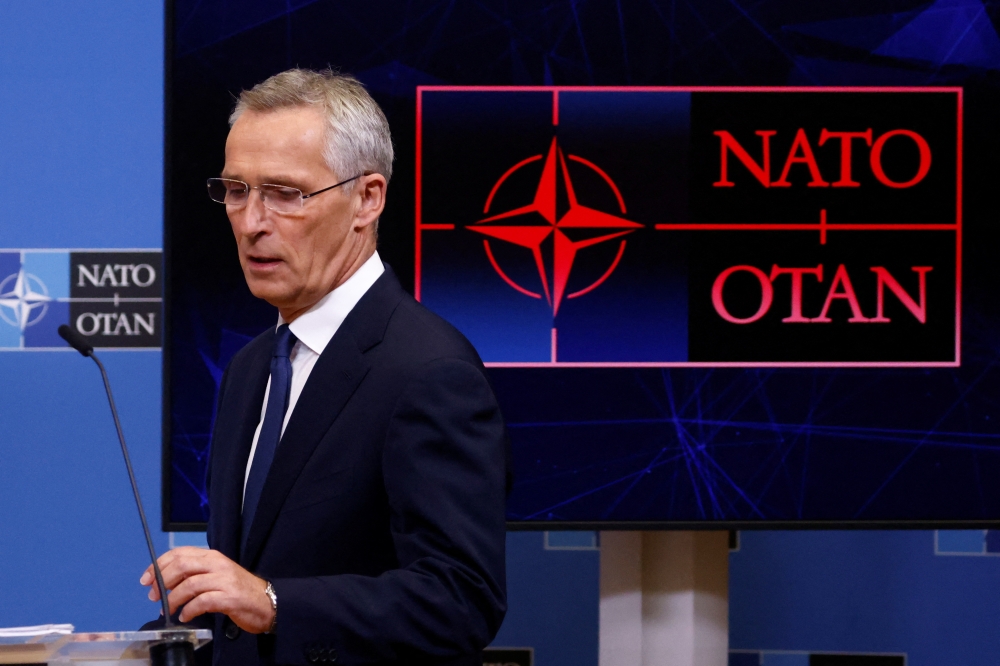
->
xmin=248 ymin=255 xmax=282 ymax=268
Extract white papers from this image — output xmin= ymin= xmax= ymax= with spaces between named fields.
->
xmin=0 ymin=624 xmax=74 ymax=637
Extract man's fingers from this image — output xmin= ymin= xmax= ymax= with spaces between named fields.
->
xmin=140 ymin=547 xmax=208 ymax=585
xmin=178 ymin=590 xmax=228 ymax=623
xmin=142 ymin=548 xmax=221 ymax=606
xmin=141 ymin=548 xmax=182 ymax=585
xmin=138 ymin=548 xmax=258 ymax=628
xmin=166 ymin=573 xmax=218 ymax=616
xmin=140 ymin=563 xmax=156 ymax=586
xmin=157 ymin=549 xmax=218 ymax=592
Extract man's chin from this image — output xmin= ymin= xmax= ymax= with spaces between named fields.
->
xmin=245 ymin=279 xmax=294 ymax=310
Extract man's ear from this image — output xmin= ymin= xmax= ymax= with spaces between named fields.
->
xmin=354 ymin=173 xmax=387 ymax=231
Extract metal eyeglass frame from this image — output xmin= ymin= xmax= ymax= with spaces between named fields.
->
xmin=206 ymin=174 xmax=363 ymax=213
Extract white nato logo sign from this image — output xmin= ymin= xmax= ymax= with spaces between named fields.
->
xmin=0 ymin=249 xmax=163 ymax=350
xmin=0 ymin=269 xmax=52 ymax=331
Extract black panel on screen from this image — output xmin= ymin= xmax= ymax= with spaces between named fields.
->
xmin=165 ymin=0 xmax=1000 ymax=528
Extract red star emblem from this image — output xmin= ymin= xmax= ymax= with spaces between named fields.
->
xmin=469 ymin=137 xmax=642 ymax=316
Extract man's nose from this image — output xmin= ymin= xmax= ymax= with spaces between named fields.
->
xmin=237 ymin=188 xmax=270 ymax=233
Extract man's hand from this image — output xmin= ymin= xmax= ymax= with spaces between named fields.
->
xmin=139 ymin=547 xmax=275 ymax=633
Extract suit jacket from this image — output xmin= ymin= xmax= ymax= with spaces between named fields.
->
xmin=203 ymin=265 xmax=508 ymax=666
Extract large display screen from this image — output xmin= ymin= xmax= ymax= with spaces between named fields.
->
xmin=165 ymin=0 xmax=1000 ymax=528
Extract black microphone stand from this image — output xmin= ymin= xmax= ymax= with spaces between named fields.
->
xmin=58 ymin=326 xmax=195 ymax=666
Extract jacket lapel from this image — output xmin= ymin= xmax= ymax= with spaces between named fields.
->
xmin=240 ymin=266 xmax=406 ymax=568
xmin=210 ymin=333 xmax=272 ymax=562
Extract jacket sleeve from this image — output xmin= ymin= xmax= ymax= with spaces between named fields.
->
xmin=270 ymin=357 xmax=508 ymax=665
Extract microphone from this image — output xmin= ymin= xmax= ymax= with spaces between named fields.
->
xmin=58 ymin=324 xmax=93 ymax=357
xmin=58 ymin=325 xmax=195 ymax=666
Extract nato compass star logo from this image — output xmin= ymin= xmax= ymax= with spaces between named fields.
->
xmin=469 ymin=137 xmax=642 ymax=316
xmin=0 ymin=268 xmax=52 ymax=332
xmin=416 ymin=87 xmax=692 ymax=364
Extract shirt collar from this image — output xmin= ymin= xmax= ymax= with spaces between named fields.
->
xmin=277 ymin=251 xmax=385 ymax=356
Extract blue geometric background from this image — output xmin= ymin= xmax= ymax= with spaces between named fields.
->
xmin=169 ymin=0 xmax=1000 ymax=526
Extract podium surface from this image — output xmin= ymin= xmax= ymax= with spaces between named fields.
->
xmin=0 ymin=629 xmax=212 ymax=665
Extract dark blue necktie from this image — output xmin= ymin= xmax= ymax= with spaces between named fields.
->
xmin=242 ymin=324 xmax=297 ymax=549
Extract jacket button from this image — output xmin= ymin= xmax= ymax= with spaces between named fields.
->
xmin=224 ymin=622 xmax=240 ymax=640
xmin=306 ymin=648 xmax=320 ymax=663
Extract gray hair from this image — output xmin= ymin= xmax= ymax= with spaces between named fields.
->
xmin=229 ymin=68 xmax=394 ymax=185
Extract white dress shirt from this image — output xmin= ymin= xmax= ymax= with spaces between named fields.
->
xmin=243 ymin=251 xmax=385 ymax=502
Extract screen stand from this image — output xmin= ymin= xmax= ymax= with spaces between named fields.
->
xmin=598 ymin=531 xmax=728 ymax=666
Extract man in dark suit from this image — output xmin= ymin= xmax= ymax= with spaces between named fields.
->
xmin=141 ymin=68 xmax=508 ymax=666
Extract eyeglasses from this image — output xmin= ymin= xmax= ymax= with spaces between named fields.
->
xmin=206 ymin=175 xmax=362 ymax=214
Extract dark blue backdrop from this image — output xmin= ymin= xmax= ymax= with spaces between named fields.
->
xmin=166 ymin=0 xmax=1000 ymax=527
